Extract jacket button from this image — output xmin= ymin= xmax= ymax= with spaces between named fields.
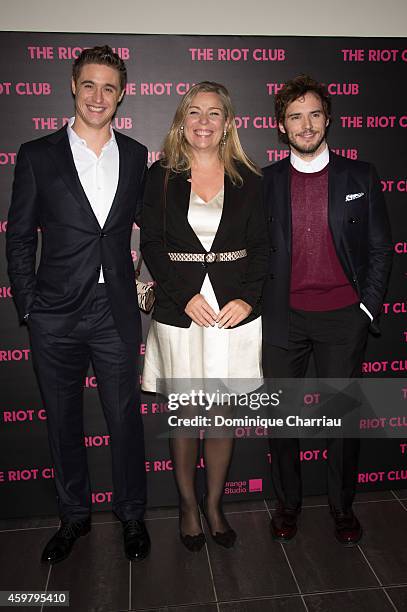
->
xmin=270 ymin=246 xmax=277 ymax=253
xmin=100 ymin=232 xmax=107 ymax=237
xmin=269 ymin=273 xmax=275 ymax=279
xmin=268 ymin=216 xmax=274 ymax=222
xmin=348 ymin=217 xmax=359 ymax=224
xmin=352 ymin=277 xmax=357 ymax=283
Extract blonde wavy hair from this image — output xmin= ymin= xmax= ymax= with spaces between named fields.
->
xmin=161 ymin=81 xmax=260 ymax=186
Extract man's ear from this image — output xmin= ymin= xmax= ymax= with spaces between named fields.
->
xmin=118 ymin=89 xmax=125 ymax=103
xmin=71 ymin=77 xmax=77 ymax=96
xmin=278 ymin=121 xmax=286 ymax=134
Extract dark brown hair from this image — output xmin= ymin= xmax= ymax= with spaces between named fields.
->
xmin=275 ymin=75 xmax=331 ymax=144
xmin=72 ymin=45 xmax=127 ymax=92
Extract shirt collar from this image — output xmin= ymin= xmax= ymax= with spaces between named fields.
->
xmin=290 ymin=144 xmax=329 ymax=173
xmin=67 ymin=116 xmax=116 ymax=150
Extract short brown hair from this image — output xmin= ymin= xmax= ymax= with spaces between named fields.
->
xmin=72 ymin=45 xmax=127 ymax=92
xmin=275 ymin=75 xmax=331 ymax=144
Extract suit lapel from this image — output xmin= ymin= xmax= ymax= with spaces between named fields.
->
xmin=170 ymin=171 xmax=204 ymax=250
xmin=103 ymin=131 xmax=130 ymax=229
xmin=210 ymin=173 xmax=232 ymax=252
xmin=328 ymin=151 xmax=348 ymax=255
xmin=274 ymin=158 xmax=292 ymax=254
xmin=171 ymin=170 xmax=191 ymax=218
xmin=46 ymin=126 xmax=100 ymax=227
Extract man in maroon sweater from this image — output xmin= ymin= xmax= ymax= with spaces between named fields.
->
xmin=262 ymin=75 xmax=392 ymax=545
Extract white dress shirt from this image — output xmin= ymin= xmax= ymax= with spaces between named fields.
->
xmin=290 ymin=144 xmax=373 ymax=321
xmin=67 ymin=117 xmax=119 ymax=283
xmin=290 ymin=144 xmax=329 ymax=173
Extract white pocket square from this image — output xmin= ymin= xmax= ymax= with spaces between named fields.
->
xmin=345 ymin=192 xmax=365 ymax=202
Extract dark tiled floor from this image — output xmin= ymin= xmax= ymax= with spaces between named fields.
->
xmin=304 ymin=588 xmax=397 ymax=611
xmin=386 ymin=587 xmax=407 ymax=611
xmin=220 ymin=598 xmax=306 ymax=611
xmin=283 ymin=507 xmax=378 ymax=593
xmin=130 ymin=518 xmax=215 ymax=609
xmin=48 ymin=522 xmax=129 ymax=611
xmin=205 ymin=510 xmax=298 ymax=601
xmin=0 ymin=492 xmax=407 ymax=611
xmin=392 ymin=489 xmax=407 ymax=501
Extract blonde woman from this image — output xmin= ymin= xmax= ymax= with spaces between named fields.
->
xmin=141 ymin=82 xmax=268 ymax=551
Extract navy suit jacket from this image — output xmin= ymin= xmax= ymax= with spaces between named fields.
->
xmin=6 ymin=125 xmax=147 ymax=343
xmin=262 ymin=151 xmax=393 ymax=349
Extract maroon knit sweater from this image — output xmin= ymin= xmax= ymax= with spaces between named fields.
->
xmin=290 ymin=164 xmax=358 ymax=311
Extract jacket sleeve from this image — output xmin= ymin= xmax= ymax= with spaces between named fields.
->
xmin=6 ymin=144 xmax=39 ymax=322
xmin=140 ymin=164 xmax=197 ymax=312
xmin=360 ymin=164 xmax=393 ymax=320
xmin=238 ymin=175 xmax=270 ymax=308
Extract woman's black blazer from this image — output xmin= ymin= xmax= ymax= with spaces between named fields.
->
xmin=140 ymin=160 xmax=269 ymax=328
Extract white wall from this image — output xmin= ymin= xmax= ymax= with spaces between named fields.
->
xmin=2 ymin=0 xmax=407 ymax=37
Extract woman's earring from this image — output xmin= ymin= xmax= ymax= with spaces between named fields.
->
xmin=221 ymin=129 xmax=227 ymax=146
xmin=180 ymin=125 xmax=184 ymax=135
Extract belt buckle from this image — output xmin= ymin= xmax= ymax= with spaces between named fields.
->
xmin=204 ymin=252 xmax=217 ymax=264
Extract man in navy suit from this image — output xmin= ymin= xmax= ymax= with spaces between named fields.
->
xmin=7 ymin=46 xmax=150 ymax=563
xmin=262 ymin=75 xmax=392 ymax=545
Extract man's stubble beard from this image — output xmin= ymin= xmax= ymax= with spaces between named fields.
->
xmin=288 ymin=132 xmax=327 ymax=158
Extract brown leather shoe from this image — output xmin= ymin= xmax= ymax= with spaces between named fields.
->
xmin=270 ymin=506 xmax=299 ymax=542
xmin=331 ymin=509 xmax=362 ymax=546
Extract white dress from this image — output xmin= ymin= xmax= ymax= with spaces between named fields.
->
xmin=142 ymin=187 xmax=262 ymax=394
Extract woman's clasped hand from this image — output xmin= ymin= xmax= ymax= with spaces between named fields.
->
xmin=185 ymin=294 xmax=252 ymax=328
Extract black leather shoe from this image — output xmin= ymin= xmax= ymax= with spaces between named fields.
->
xmin=331 ymin=508 xmax=362 ymax=546
xmin=41 ymin=518 xmax=91 ymax=564
xmin=122 ymin=520 xmax=151 ymax=561
xmin=270 ymin=506 xmax=299 ymax=542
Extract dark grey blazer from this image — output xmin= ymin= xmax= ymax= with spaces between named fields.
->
xmin=262 ymin=151 xmax=393 ymax=348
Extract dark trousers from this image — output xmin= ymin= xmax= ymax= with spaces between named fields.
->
xmin=29 ymin=285 xmax=146 ymax=522
xmin=263 ymin=303 xmax=370 ymax=512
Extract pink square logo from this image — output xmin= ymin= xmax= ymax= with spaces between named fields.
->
xmin=249 ymin=478 xmax=263 ymax=492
